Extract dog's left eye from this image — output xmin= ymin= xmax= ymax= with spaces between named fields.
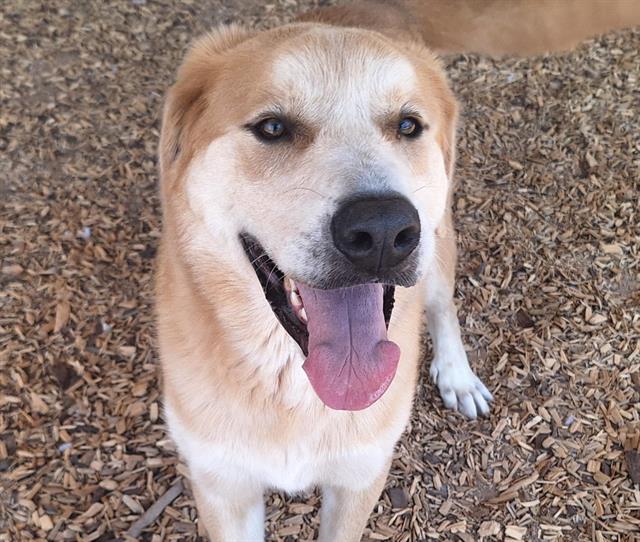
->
xmin=252 ymin=117 xmax=288 ymax=142
xmin=398 ymin=117 xmax=423 ymax=138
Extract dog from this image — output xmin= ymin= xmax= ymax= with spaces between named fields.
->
xmin=155 ymin=1 xmax=639 ymax=540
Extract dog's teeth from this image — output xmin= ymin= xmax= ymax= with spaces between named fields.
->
xmin=299 ymin=308 xmax=308 ymax=323
xmin=290 ymin=289 xmax=301 ymax=307
xmin=284 ymin=277 xmax=299 ymax=294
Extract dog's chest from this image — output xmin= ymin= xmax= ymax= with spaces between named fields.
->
xmin=167 ymin=406 xmax=392 ymax=493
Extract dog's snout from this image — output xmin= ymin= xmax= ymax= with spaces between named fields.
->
xmin=332 ymin=196 xmax=420 ymax=275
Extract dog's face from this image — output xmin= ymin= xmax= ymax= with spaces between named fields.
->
xmin=161 ymin=24 xmax=458 ymax=410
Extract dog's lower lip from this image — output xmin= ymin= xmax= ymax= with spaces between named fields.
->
xmin=239 ymin=234 xmax=395 ymax=353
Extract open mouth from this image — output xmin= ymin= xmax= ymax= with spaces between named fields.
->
xmin=241 ymin=234 xmax=400 ymax=411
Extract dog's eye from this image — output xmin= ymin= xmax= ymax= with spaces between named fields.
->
xmin=253 ymin=117 xmax=287 ymax=141
xmin=398 ymin=117 xmax=423 ymax=138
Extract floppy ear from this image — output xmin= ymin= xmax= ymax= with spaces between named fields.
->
xmin=159 ymin=79 xmax=205 ymax=177
xmin=159 ymin=25 xmax=255 ymax=178
xmin=436 ymin=87 xmax=459 ymax=186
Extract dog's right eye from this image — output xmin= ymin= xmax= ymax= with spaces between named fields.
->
xmin=252 ymin=117 xmax=288 ymax=142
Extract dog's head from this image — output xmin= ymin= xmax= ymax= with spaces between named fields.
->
xmin=160 ymin=24 xmax=458 ymax=410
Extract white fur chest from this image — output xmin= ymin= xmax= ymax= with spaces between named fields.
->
xmin=166 ymin=404 xmax=394 ymax=494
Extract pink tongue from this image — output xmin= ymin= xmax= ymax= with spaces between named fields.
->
xmin=297 ymin=283 xmax=400 ymax=411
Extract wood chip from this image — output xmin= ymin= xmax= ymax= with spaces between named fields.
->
xmin=625 ymin=451 xmax=640 ymax=484
xmin=478 ymin=521 xmax=501 ymax=537
xmin=388 ymin=487 xmax=410 ymax=509
xmin=505 ymin=525 xmax=527 ymax=540
xmin=126 ymin=481 xmax=184 ymax=538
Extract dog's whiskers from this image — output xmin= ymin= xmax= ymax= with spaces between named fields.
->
xmin=434 ymin=251 xmax=448 ymax=272
xmin=265 ymin=262 xmax=280 ymax=290
xmin=412 ymin=182 xmax=437 ymax=194
xmin=281 ymin=187 xmax=329 ymax=199
xmin=249 ymin=252 xmax=271 ymax=267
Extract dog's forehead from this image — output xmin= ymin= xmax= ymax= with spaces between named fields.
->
xmin=271 ymin=29 xmax=416 ymax=115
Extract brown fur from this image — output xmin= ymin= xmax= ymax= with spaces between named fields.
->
xmin=300 ymin=0 xmax=640 ymax=55
xmin=157 ymin=2 xmax=638 ymax=540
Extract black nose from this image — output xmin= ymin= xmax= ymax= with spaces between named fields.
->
xmin=331 ymin=196 xmax=420 ymax=275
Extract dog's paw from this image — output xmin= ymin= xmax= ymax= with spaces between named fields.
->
xmin=430 ymin=352 xmax=493 ymax=419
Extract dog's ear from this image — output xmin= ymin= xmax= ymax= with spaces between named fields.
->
xmin=436 ymin=86 xmax=459 ymax=185
xmin=159 ymin=25 xmax=254 ymax=177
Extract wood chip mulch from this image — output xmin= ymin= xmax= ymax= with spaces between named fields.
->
xmin=1 ymin=1 xmax=638 ymax=541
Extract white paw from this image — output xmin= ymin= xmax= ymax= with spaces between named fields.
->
xmin=430 ymin=351 xmax=493 ymax=419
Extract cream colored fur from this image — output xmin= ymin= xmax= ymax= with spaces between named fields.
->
xmin=157 ymin=3 xmax=639 ymax=540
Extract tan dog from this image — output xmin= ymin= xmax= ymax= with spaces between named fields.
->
xmin=155 ymin=1 xmax=639 ymax=540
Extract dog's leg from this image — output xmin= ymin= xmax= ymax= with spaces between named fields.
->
xmin=318 ymin=459 xmax=390 ymax=542
xmin=426 ymin=214 xmax=492 ymax=418
xmin=191 ymin=476 xmax=265 ymax=542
